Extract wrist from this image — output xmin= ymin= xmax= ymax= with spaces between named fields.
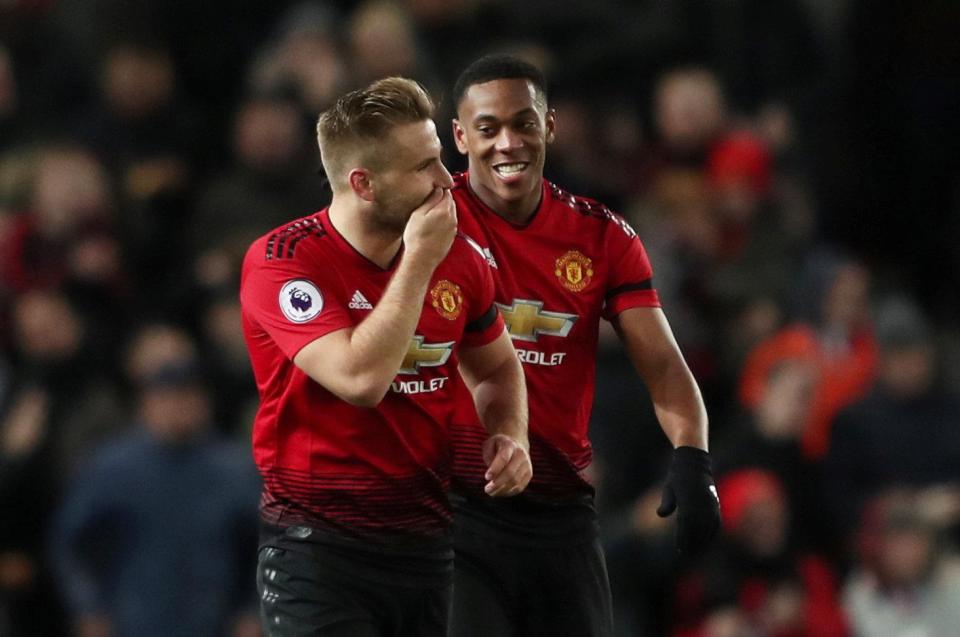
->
xmin=401 ymin=244 xmax=444 ymax=272
xmin=492 ymin=431 xmax=529 ymax=453
xmin=673 ymin=446 xmax=713 ymax=474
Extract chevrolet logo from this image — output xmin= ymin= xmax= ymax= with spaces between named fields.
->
xmin=398 ymin=336 xmax=454 ymax=374
xmin=496 ymin=299 xmax=578 ymax=342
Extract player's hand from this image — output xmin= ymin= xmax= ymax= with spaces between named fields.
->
xmin=482 ymin=433 xmax=532 ymax=497
xmin=403 ymin=187 xmax=457 ymax=270
xmin=656 ymin=446 xmax=721 ymax=556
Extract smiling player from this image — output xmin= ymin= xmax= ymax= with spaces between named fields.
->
xmin=447 ymin=54 xmax=721 ymax=636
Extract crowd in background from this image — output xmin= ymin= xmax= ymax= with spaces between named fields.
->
xmin=1 ymin=0 xmax=959 ymax=635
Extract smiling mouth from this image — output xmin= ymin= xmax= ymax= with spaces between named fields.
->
xmin=493 ymin=162 xmax=529 ymax=177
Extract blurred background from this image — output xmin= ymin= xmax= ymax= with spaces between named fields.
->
xmin=1 ymin=0 xmax=959 ymax=635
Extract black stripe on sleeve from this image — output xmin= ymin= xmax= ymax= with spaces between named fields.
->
xmin=605 ymin=278 xmax=653 ymax=301
xmin=466 ymin=304 xmax=499 ymax=333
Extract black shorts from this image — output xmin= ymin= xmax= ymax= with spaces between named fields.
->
xmin=257 ymin=526 xmax=453 ymax=636
xmin=449 ymin=524 xmax=614 ymax=637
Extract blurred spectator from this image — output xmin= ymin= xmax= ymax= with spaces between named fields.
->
xmin=0 ymin=44 xmax=21 ymax=148
xmin=602 ymin=481 xmax=679 ymax=637
xmin=0 ymin=385 xmax=68 ymax=636
xmin=6 ymin=289 xmax=125 ymax=477
xmin=51 ymin=362 xmax=261 ymax=637
xmin=631 ymin=130 xmax=808 ymax=418
xmin=77 ymin=38 xmax=202 ymax=202
xmin=704 ymin=132 xmax=807 ymax=373
xmin=822 ymin=297 xmax=960 ymax=545
xmin=544 ymin=89 xmax=644 ymax=209
xmin=652 ymin=67 xmax=728 ymax=167
xmin=738 ymin=250 xmax=877 ymax=459
xmin=672 ymin=469 xmax=848 ymax=637
xmin=401 ymin=0 xmax=484 ymax=83
xmin=197 ymin=288 xmax=258 ymax=433
xmin=188 ymin=92 xmax=320 ymax=262
xmin=247 ymin=2 xmax=348 ymax=113
xmin=712 ymin=357 xmax=827 ymax=550
xmin=0 ymin=146 xmax=120 ymax=293
xmin=123 ymin=322 xmax=199 ymax=388
xmin=347 ymin=0 xmax=439 ymax=90
xmin=0 ymin=288 xmax=126 ymax=637
xmin=74 ymin=38 xmax=205 ymax=303
xmin=843 ymin=490 xmax=960 ymax=637
xmin=0 ymin=145 xmax=129 ymax=365
xmin=591 ymin=346 xmax=676 ymax=636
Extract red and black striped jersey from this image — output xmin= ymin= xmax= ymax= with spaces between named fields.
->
xmin=240 ymin=208 xmax=503 ymax=542
xmin=451 ymin=173 xmax=660 ymax=511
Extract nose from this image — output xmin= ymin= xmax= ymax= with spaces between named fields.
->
xmin=435 ymin=161 xmax=454 ymax=189
xmin=494 ymin=128 xmax=523 ymax=153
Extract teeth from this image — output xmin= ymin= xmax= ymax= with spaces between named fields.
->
xmin=494 ymin=163 xmax=527 ymax=175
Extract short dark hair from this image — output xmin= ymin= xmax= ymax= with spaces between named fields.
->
xmin=452 ymin=54 xmax=547 ymax=111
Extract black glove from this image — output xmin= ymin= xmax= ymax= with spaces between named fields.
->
xmin=656 ymin=446 xmax=721 ymax=556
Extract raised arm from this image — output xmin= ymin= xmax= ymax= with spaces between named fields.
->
xmin=459 ymin=329 xmax=532 ymax=497
xmin=294 ymin=190 xmax=457 ymax=407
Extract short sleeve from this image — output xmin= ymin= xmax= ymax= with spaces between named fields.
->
xmin=459 ymin=240 xmax=505 ymax=348
xmin=240 ymin=254 xmax=353 ymax=360
xmin=602 ymin=222 xmax=661 ymax=320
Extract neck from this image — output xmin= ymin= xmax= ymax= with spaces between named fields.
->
xmin=468 ymin=172 xmax=541 ymax=225
xmin=328 ymin=196 xmax=403 ymax=269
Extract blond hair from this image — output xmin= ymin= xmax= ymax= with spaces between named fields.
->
xmin=317 ymin=77 xmax=435 ymax=190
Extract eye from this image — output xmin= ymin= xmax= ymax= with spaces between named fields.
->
xmin=477 ymin=125 xmax=495 ymax=137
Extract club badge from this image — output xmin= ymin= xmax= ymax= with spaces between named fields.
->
xmin=430 ymin=280 xmax=463 ymax=320
xmin=555 ymin=250 xmax=593 ymax=292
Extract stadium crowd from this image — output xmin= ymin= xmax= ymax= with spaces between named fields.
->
xmin=1 ymin=0 xmax=958 ymax=635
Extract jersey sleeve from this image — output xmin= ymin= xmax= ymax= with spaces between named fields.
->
xmin=459 ymin=237 xmax=505 ymax=348
xmin=240 ymin=250 xmax=353 ymax=360
xmin=602 ymin=219 xmax=661 ymax=320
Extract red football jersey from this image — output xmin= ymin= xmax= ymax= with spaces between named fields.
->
xmin=451 ymin=173 xmax=660 ymax=505
xmin=240 ymin=209 xmax=504 ymax=541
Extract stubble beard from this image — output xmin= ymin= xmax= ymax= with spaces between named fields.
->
xmin=368 ymin=197 xmax=412 ymax=236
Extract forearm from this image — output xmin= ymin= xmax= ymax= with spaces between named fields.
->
xmin=470 ymin=355 xmax=529 ymax=449
xmin=295 ymin=252 xmax=439 ymax=405
xmin=341 ymin=254 xmax=435 ymax=389
xmin=647 ymin=356 xmax=708 ymax=450
xmin=461 ymin=332 xmax=532 ymax=496
xmin=616 ymin=307 xmax=708 ymax=450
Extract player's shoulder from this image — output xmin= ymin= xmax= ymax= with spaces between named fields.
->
xmin=450 ymin=231 xmax=497 ymax=270
xmin=245 ymin=211 xmax=329 ymax=266
xmin=545 ymin=180 xmax=638 ymax=239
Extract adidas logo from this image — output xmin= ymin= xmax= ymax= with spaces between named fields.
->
xmin=348 ymin=290 xmax=373 ymax=310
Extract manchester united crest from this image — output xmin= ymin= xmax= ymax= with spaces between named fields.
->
xmin=555 ymin=250 xmax=594 ymax=292
xmin=430 ymin=280 xmax=463 ymax=320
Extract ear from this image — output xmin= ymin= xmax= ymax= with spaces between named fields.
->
xmin=452 ymin=119 xmax=469 ymax=156
xmin=544 ymin=109 xmax=557 ymax=145
xmin=348 ymin=168 xmax=375 ymax=202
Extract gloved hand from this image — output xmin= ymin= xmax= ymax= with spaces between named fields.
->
xmin=656 ymin=446 xmax=721 ymax=556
